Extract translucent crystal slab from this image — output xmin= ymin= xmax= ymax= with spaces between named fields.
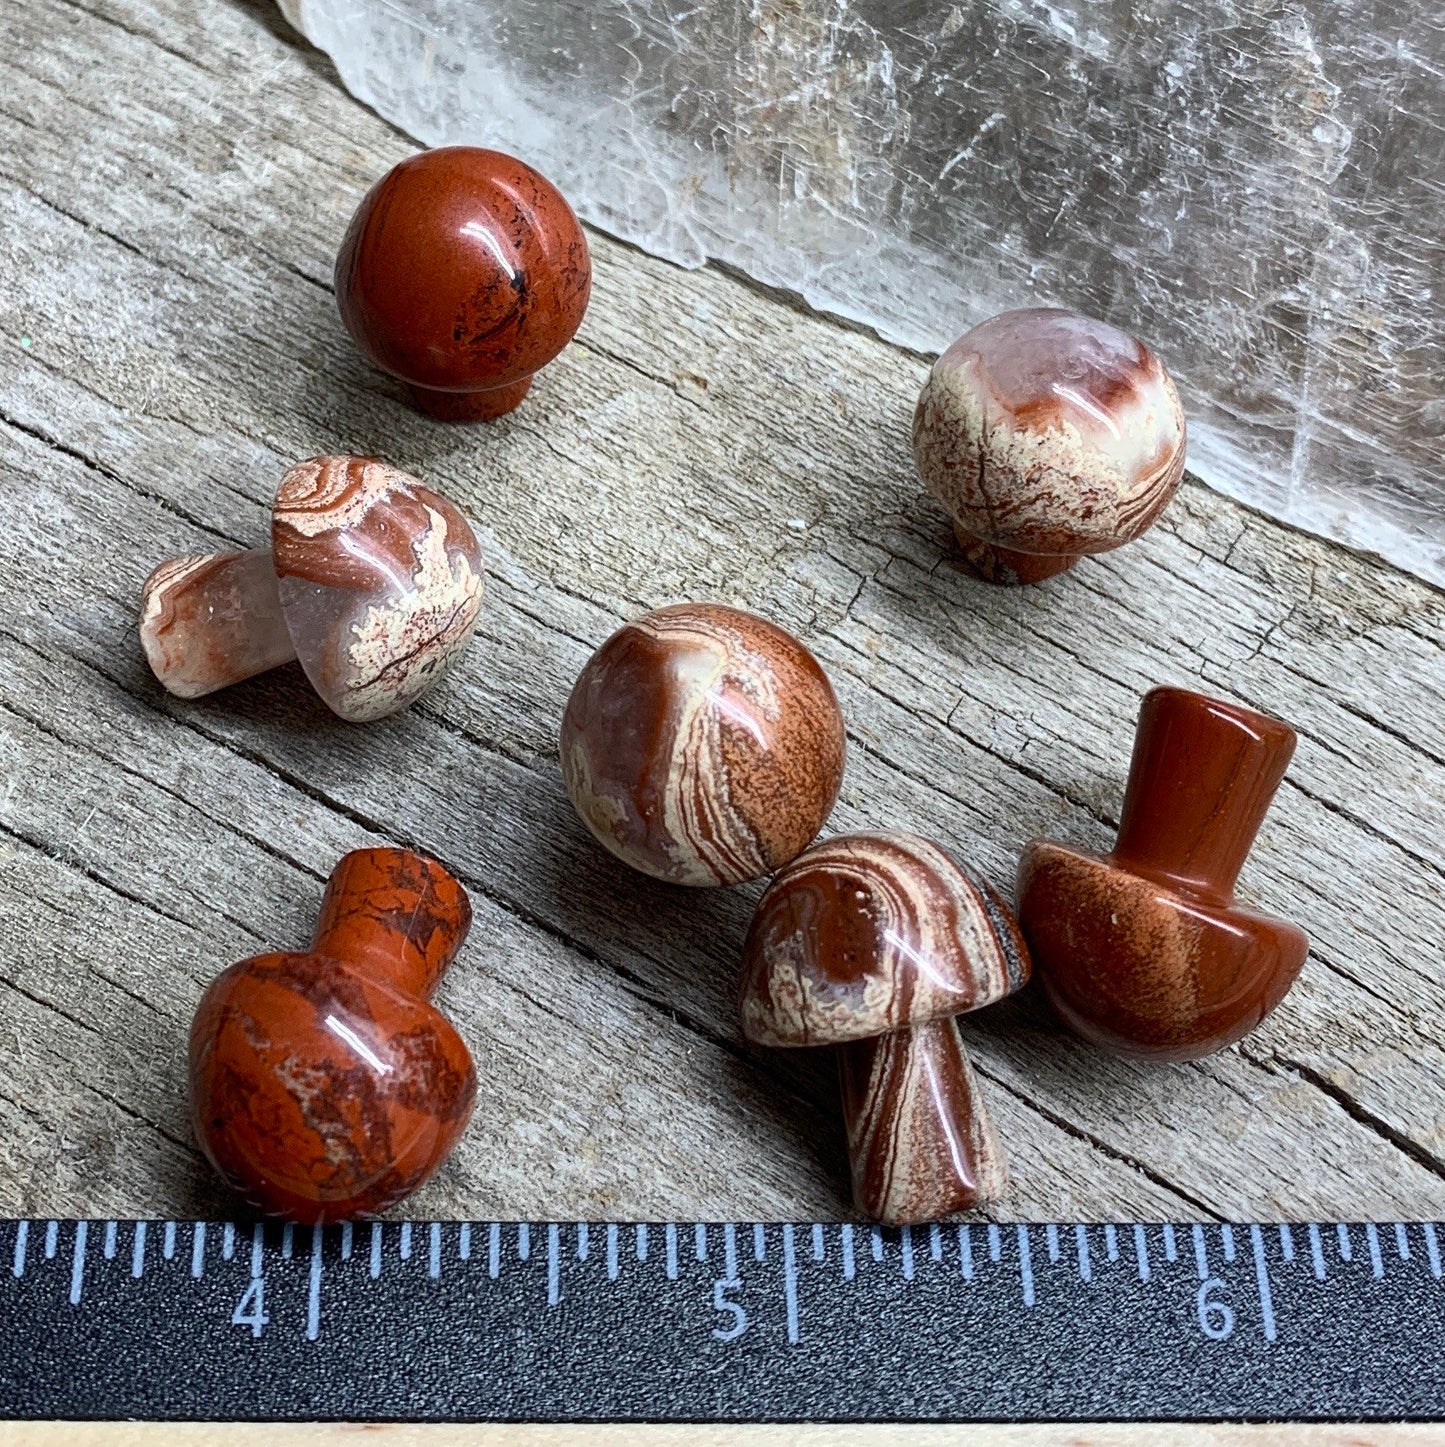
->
xmin=280 ymin=0 xmax=1445 ymax=586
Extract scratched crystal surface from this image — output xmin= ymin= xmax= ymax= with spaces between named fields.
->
xmin=280 ymin=0 xmax=1445 ymax=584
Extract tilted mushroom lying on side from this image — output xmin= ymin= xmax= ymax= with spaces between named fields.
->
xmin=739 ymin=830 xmax=1031 ymax=1225
xmin=139 ymin=455 xmax=484 ymax=722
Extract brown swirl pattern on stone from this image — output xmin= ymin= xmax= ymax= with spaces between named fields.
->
xmin=189 ymin=847 xmax=477 ymax=1222
xmin=739 ymin=830 xmax=1029 ymax=1224
xmin=336 ymin=146 xmax=591 ymax=422
xmin=560 ymin=603 xmax=846 ymax=886
xmin=839 ymin=1017 xmax=1007 ymax=1225
xmin=740 ymin=831 xmax=1028 ymax=1046
xmin=138 ymin=455 xmax=483 ymax=722
xmin=1017 ymin=685 xmax=1309 ymax=1061
xmin=912 ymin=307 xmax=1186 ymax=584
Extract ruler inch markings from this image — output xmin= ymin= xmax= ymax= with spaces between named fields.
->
xmin=3 ymin=1216 xmax=1442 ymax=1420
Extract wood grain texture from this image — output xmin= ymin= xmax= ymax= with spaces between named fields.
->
xmin=0 ymin=0 xmax=1441 ymax=1225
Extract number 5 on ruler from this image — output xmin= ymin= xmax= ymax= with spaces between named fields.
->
xmin=710 ymin=1278 xmax=747 ymax=1342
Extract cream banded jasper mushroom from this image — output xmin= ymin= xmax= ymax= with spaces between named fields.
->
xmin=139 ymin=456 xmax=483 ymax=722
xmin=739 ymin=830 xmax=1031 ymax=1225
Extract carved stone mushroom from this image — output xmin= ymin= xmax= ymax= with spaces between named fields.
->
xmin=335 ymin=146 xmax=591 ymax=422
xmin=560 ymin=603 xmax=846 ymax=886
xmin=913 ymin=307 xmax=1186 ymax=584
xmin=139 ymin=455 xmax=484 ymax=722
xmin=189 ymin=847 xmax=477 ymax=1221
xmin=739 ymin=831 xmax=1031 ymax=1225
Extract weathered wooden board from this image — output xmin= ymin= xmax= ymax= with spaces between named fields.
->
xmin=0 ymin=0 xmax=1441 ymax=1224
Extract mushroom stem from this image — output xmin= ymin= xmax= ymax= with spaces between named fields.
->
xmin=312 ymin=847 xmax=472 ymax=999
xmin=406 ymin=376 xmax=533 ymax=422
xmin=139 ymin=547 xmax=296 ymax=698
xmin=837 ymin=1016 xmax=1007 ymax=1226
xmin=950 ymin=524 xmax=1076 ymax=585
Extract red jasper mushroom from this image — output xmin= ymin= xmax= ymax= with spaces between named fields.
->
xmin=336 ymin=147 xmax=592 ymax=422
xmin=189 ymin=848 xmax=477 ymax=1222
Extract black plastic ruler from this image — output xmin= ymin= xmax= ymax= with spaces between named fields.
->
xmin=1 ymin=1217 xmax=1441 ymax=1421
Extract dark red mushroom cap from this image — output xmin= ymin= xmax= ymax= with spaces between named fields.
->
xmin=740 ymin=830 xmax=1031 ymax=1047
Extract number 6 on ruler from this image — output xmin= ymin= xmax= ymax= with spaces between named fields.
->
xmin=710 ymin=1278 xmax=747 ymax=1342
xmin=1196 ymin=1277 xmax=1235 ymax=1341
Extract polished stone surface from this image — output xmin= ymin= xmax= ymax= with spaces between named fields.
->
xmin=561 ymin=603 xmax=846 ymax=886
xmin=740 ymin=830 xmax=1029 ymax=1046
xmin=189 ymin=848 xmax=477 ymax=1221
xmin=336 ymin=146 xmax=591 ymax=421
xmin=740 ymin=829 xmax=1029 ymax=1224
xmin=913 ymin=308 xmax=1185 ymax=583
xmin=139 ymin=455 xmax=483 ymax=721
xmin=287 ymin=0 xmax=1445 ymax=589
xmin=1018 ymin=686 xmax=1309 ymax=1061
xmin=839 ymin=1016 xmax=1007 ymax=1226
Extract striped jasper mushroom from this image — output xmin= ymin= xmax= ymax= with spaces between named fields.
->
xmin=913 ymin=307 xmax=1186 ymax=584
xmin=139 ymin=455 xmax=483 ymax=722
xmin=739 ymin=831 xmax=1031 ymax=1225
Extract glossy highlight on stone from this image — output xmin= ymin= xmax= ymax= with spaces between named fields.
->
xmin=1017 ymin=686 xmax=1309 ymax=1061
xmin=189 ymin=848 xmax=477 ymax=1222
xmin=740 ymin=831 xmax=1030 ymax=1224
xmin=139 ymin=455 xmax=484 ymax=721
xmin=913 ymin=307 xmax=1186 ymax=584
xmin=336 ymin=146 xmax=591 ymax=421
xmin=561 ymin=603 xmax=846 ymax=886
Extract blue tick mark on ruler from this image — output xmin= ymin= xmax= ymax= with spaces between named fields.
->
xmin=1193 ymin=1224 xmax=1210 ymax=1282
xmin=370 ymin=1222 xmax=383 ymax=1280
xmin=957 ymin=1224 xmax=974 ymax=1281
xmin=606 ymin=1224 xmax=619 ymax=1281
xmin=400 ymin=1223 xmax=413 ymax=1262
xmin=69 ymin=1221 xmax=87 ymax=1305
xmin=491 ymin=1224 xmax=502 ymax=1280
xmin=1017 ymin=1224 xmax=1034 ymax=1307
xmin=839 ymin=1224 xmax=854 ymax=1282
xmin=1366 ymin=1224 xmax=1384 ymax=1279
xmin=518 ymin=1223 xmax=531 ymax=1262
xmin=781 ymin=1223 xmax=799 ymax=1345
xmin=131 ymin=1222 xmax=146 ymax=1279
xmin=306 ymin=1224 xmax=324 ymax=1341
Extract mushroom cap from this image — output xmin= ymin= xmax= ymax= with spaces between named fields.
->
xmin=739 ymin=830 xmax=1031 ymax=1046
xmin=912 ymin=307 xmax=1185 ymax=559
xmin=560 ymin=602 xmax=846 ymax=886
xmin=335 ymin=146 xmax=591 ymax=395
xmin=189 ymin=949 xmax=477 ymax=1222
xmin=271 ymin=455 xmax=484 ymax=722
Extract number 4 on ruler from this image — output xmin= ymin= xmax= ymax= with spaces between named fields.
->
xmin=232 ymin=1278 xmax=269 ymax=1338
